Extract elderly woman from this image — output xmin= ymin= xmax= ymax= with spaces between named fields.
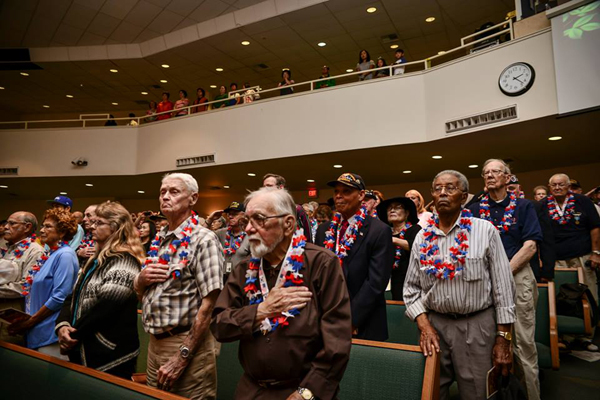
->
xmin=56 ymin=201 xmax=144 ymax=379
xmin=376 ymin=197 xmax=421 ymax=301
xmin=9 ymin=208 xmax=78 ymax=358
xmin=405 ymin=189 xmax=433 ymax=228
xmin=533 ymin=185 xmax=548 ymax=202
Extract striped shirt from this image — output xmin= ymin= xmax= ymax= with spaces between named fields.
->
xmin=404 ymin=215 xmax=516 ymax=324
xmin=141 ymin=215 xmax=224 ymax=335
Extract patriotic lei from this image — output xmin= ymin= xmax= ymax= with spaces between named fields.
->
xmin=224 ymin=228 xmax=246 ymax=256
xmin=479 ymin=191 xmax=517 ymax=233
xmin=143 ymin=212 xmax=199 ymax=279
xmin=371 ymin=208 xmax=378 ymax=218
xmin=324 ymin=205 xmax=367 ymax=260
xmin=78 ymin=232 xmax=94 ymax=250
xmin=244 ymin=229 xmax=306 ymax=335
xmin=0 ymin=235 xmax=36 ymax=259
xmin=393 ymin=222 xmax=412 ymax=269
xmin=22 ymin=241 xmax=67 ymax=296
xmin=547 ymin=192 xmax=576 ymax=225
xmin=419 ymin=209 xmax=472 ymax=280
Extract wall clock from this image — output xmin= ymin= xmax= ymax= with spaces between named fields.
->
xmin=498 ymin=62 xmax=535 ymax=96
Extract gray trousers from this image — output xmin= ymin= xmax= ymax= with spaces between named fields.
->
xmin=429 ymin=307 xmax=496 ymax=400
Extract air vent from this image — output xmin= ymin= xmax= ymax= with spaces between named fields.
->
xmin=445 ymin=105 xmax=517 ymax=135
xmin=151 ymin=84 xmax=162 ymax=89
xmin=254 ymin=63 xmax=270 ymax=70
xmin=381 ymin=33 xmax=399 ymax=43
xmin=0 ymin=167 xmax=18 ymax=175
xmin=176 ymin=154 xmax=215 ymax=168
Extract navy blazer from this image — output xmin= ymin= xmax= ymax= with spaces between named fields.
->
xmin=315 ymin=216 xmax=393 ymax=341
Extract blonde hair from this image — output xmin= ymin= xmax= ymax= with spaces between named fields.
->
xmin=87 ymin=201 xmax=145 ymax=270
xmin=405 ymin=189 xmax=426 ymax=214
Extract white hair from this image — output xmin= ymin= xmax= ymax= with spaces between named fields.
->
xmin=482 ymin=158 xmax=511 ymax=174
xmin=245 ymin=187 xmax=297 ymax=220
xmin=433 ymin=170 xmax=469 ymax=193
xmin=162 ymin=173 xmax=198 ymax=194
xmin=549 ymin=173 xmax=570 ymax=184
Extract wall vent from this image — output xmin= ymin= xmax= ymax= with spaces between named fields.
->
xmin=0 ymin=167 xmax=18 ymax=175
xmin=176 ymin=154 xmax=215 ymax=168
xmin=445 ymin=105 xmax=517 ymax=135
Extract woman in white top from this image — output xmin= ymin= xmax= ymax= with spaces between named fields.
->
xmin=405 ymin=189 xmax=433 ymax=228
xmin=355 ymin=49 xmax=375 ymax=81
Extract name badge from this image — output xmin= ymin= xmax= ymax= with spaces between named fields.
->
xmin=226 ymin=262 xmax=232 ymax=274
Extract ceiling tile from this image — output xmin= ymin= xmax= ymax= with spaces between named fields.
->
xmin=167 ymin=0 xmax=202 ymax=16
xmin=148 ymin=10 xmax=186 ymax=34
xmin=126 ymin=0 xmax=164 ymax=28
xmin=74 ymin=0 xmax=107 ymax=12
xmin=189 ymin=0 xmax=230 ymax=22
xmin=87 ymin=12 xmax=121 ymax=38
xmin=78 ymin=31 xmax=108 ymax=46
xmin=62 ymin=3 xmax=100 ymax=31
xmin=52 ymin=24 xmax=86 ymax=46
xmin=110 ymin=21 xmax=146 ymax=43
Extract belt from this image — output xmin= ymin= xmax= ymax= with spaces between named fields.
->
xmin=255 ymin=378 xmax=300 ymax=389
xmin=435 ymin=307 xmax=491 ymax=320
xmin=152 ymin=325 xmax=191 ymax=340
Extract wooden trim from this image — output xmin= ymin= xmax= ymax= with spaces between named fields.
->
xmin=546 ymin=281 xmax=560 ymax=370
xmin=582 ymin=296 xmax=593 ymax=336
xmin=555 ymin=266 xmax=578 ymax=272
xmin=386 ymin=300 xmax=406 ymax=306
xmin=351 ymin=338 xmax=421 ymax=353
xmin=0 ymin=341 xmax=187 ymax=400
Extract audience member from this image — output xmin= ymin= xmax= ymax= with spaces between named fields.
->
xmin=127 ymin=113 xmax=138 ymax=126
xmin=174 ymin=90 xmax=189 ymax=117
xmin=76 ymin=205 xmax=97 ymax=265
xmin=588 ymin=186 xmax=600 ymax=216
xmin=569 ymin=178 xmax=583 ymax=194
xmin=57 ymin=201 xmax=144 ymax=378
xmin=228 ymin=83 xmax=242 ymax=106
xmin=149 ymin=213 xmax=169 ymax=232
xmin=315 ymin=65 xmax=336 ymax=89
xmin=210 ymin=216 xmax=226 ymax=231
xmin=315 ymin=205 xmax=333 ymax=224
xmin=157 ymin=92 xmax=174 ymax=120
xmin=374 ymin=57 xmax=390 ymax=78
xmin=468 ymin=160 xmax=542 ymax=400
xmin=139 ymin=219 xmax=157 ymax=254
xmin=9 ymin=208 xmax=78 ymax=358
xmin=0 ymin=219 xmax=7 ymax=249
xmin=406 ymin=189 xmax=433 ymax=228
xmin=72 ymin=211 xmax=84 ymax=225
xmin=356 ymin=49 xmax=375 ymax=81
xmin=146 ymin=100 xmax=158 ymax=122
xmin=211 ymin=187 xmax=351 ymax=400
xmin=315 ymin=173 xmax=393 ymax=340
xmin=134 ymin=173 xmax=223 ymax=399
xmin=192 ymin=88 xmax=208 ymax=113
xmin=393 ymin=48 xmax=407 ymax=75
xmin=404 ymin=170 xmax=515 ymax=400
xmin=363 ymin=189 xmax=383 ymax=217
xmin=0 ymin=212 xmax=44 ymax=344
xmin=213 ymin=201 xmax=250 ymax=279
xmin=376 ymin=197 xmax=421 ymax=300
xmin=105 ymin=114 xmax=117 ymax=126
xmin=46 ymin=195 xmax=84 ymax=251
xmin=533 ymin=185 xmax=548 ymax=201
xmin=279 ymin=69 xmax=295 ymax=96
xmin=242 ymin=82 xmax=259 ymax=103
xmin=213 ymin=85 xmax=228 ymax=109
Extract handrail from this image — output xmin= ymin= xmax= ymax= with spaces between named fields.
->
xmin=0 ymin=23 xmax=514 ymax=130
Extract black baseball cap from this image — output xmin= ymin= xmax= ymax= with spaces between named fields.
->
xmin=508 ymin=175 xmax=519 ymax=184
xmin=149 ymin=212 xmax=167 ymax=221
xmin=327 ymin=173 xmax=366 ymax=191
xmin=224 ymin=201 xmax=245 ymax=213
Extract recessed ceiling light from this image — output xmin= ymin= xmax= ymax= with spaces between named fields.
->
xmin=282 ymin=68 xmax=289 ymax=71
xmin=548 ymin=136 xmax=562 ymax=141
xmin=390 ymin=44 xmax=399 ymax=49
xmin=85 ymin=183 xmax=93 ymax=187
xmin=138 ymin=190 xmax=145 ymax=194
xmin=366 ymin=7 xmax=377 ymax=13
xmin=333 ymin=164 xmax=343 ymax=168
xmin=241 ymin=41 xmax=250 ymax=46
xmin=223 ymin=185 xmax=230 ymax=189
xmin=0 ymin=86 xmax=4 ymax=90
xmin=0 ymin=185 xmax=7 ymax=189
xmin=112 ymin=102 xmax=118 ymax=105
xmin=66 ymin=95 xmax=74 ymax=98
xmin=20 ymin=72 xmax=29 ymax=76
xmin=161 ymin=64 xmax=170 ymax=68
xmin=346 ymin=69 xmax=353 ymax=72
xmin=468 ymin=164 xmax=479 ymax=169
xmin=109 ymin=69 xmax=118 ymax=73
xmin=403 ymin=170 xmax=412 ymax=174
xmin=141 ymin=91 xmax=148 ymax=95
xmin=216 ymin=67 xmax=224 ymax=72
xmin=160 ymin=79 xmax=167 ymax=83
xmin=80 ymin=84 xmax=84 ymax=87
xmin=247 ymin=173 xmax=256 ymax=177
xmin=43 ymin=105 xmax=50 ymax=108
xmin=318 ymin=42 xmax=326 ymax=47
xmin=425 ymin=17 xmax=436 ymax=22
xmin=432 ymin=155 xmax=442 ymax=159
xmin=307 ymin=179 xmax=315 ymax=183
xmin=210 ymin=85 xmax=217 ymax=88
xmin=59 ymin=192 xmax=67 ymax=195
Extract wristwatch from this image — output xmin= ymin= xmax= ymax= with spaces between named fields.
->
xmin=298 ymin=387 xmax=314 ymax=400
xmin=179 ymin=345 xmax=191 ymax=359
xmin=592 ymin=250 xmax=600 ymax=256
xmin=496 ymin=331 xmax=512 ymax=342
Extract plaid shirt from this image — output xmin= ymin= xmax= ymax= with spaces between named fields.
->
xmin=141 ymin=214 xmax=224 ymax=335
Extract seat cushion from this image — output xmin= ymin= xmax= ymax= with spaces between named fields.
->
xmin=557 ymin=315 xmax=586 ymax=335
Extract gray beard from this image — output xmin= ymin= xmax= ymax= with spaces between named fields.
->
xmin=249 ymin=235 xmax=283 ymax=259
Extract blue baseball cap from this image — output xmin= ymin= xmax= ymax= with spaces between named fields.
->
xmin=47 ymin=195 xmax=73 ymax=208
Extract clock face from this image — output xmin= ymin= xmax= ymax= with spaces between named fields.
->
xmin=498 ymin=62 xmax=535 ymax=96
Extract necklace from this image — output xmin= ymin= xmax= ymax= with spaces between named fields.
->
xmin=244 ymin=229 xmax=307 ymax=334
xmin=393 ymin=222 xmax=412 ymax=269
xmin=479 ymin=191 xmax=517 ymax=232
xmin=224 ymin=228 xmax=246 ymax=256
xmin=22 ymin=241 xmax=67 ymax=296
xmin=419 ymin=209 xmax=472 ymax=280
xmin=1 ymin=235 xmax=36 ymax=259
xmin=324 ymin=205 xmax=367 ymax=261
xmin=547 ymin=192 xmax=576 ymax=225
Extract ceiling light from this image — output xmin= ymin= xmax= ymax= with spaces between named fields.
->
xmin=548 ymin=136 xmax=562 ymax=141
xmin=432 ymin=155 xmax=442 ymax=159
xmin=438 ymin=51 xmax=446 ymax=55
xmin=366 ymin=7 xmax=377 ymax=13
xmin=425 ymin=17 xmax=436 ymax=22
xmin=137 ymin=190 xmax=145 ymax=194
xmin=20 ymin=72 xmax=29 ymax=76
xmin=160 ymin=79 xmax=167 ymax=83
xmin=390 ymin=44 xmax=399 ymax=49
xmin=333 ymin=164 xmax=343 ymax=169
xmin=161 ymin=64 xmax=170 ymax=68
xmin=247 ymin=173 xmax=256 ymax=177
xmin=403 ymin=170 xmax=412 ymax=174
xmin=80 ymin=84 xmax=84 ymax=87
xmin=307 ymin=179 xmax=315 ymax=183
xmin=141 ymin=91 xmax=148 ymax=95
xmin=109 ymin=69 xmax=118 ymax=73
xmin=43 ymin=105 xmax=50 ymax=108
xmin=59 ymin=192 xmax=67 ymax=195
xmin=85 ymin=183 xmax=93 ymax=187
xmin=0 ymin=86 xmax=4 ymax=90
xmin=468 ymin=164 xmax=479 ymax=169
xmin=346 ymin=69 xmax=353 ymax=72
xmin=223 ymin=185 xmax=230 ymax=189
xmin=216 ymin=67 xmax=224 ymax=72
xmin=318 ymin=42 xmax=326 ymax=47
xmin=241 ymin=41 xmax=250 ymax=46
xmin=0 ymin=185 xmax=7 ymax=189
xmin=66 ymin=95 xmax=74 ymax=98
xmin=210 ymin=85 xmax=217 ymax=88
xmin=112 ymin=102 xmax=118 ymax=105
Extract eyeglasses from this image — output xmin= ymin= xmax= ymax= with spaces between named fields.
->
xmin=6 ymin=221 xmax=26 ymax=227
xmin=432 ymin=185 xmax=462 ymax=194
xmin=90 ymin=220 xmax=110 ymax=227
xmin=247 ymin=213 xmax=289 ymax=228
xmin=481 ymin=169 xmax=506 ymax=177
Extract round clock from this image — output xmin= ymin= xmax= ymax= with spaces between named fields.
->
xmin=498 ymin=62 xmax=535 ymax=96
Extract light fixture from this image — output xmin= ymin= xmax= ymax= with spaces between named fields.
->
xmin=247 ymin=173 xmax=256 ymax=177
xmin=138 ymin=190 xmax=145 ymax=194
xmin=403 ymin=170 xmax=412 ymax=174
xmin=160 ymin=79 xmax=167 ymax=83
xmin=216 ymin=67 xmax=224 ymax=72
xmin=438 ymin=51 xmax=446 ymax=55
xmin=425 ymin=17 xmax=436 ymax=22
xmin=0 ymin=185 xmax=7 ymax=189
xmin=432 ymin=155 xmax=442 ymax=159
xmin=366 ymin=7 xmax=377 ymax=13
xmin=317 ymin=42 xmax=326 ymax=47
xmin=85 ymin=183 xmax=93 ymax=187
xmin=391 ymin=44 xmax=399 ymax=49
xmin=223 ymin=185 xmax=230 ymax=189
xmin=548 ymin=136 xmax=562 ymax=141
xmin=43 ymin=105 xmax=50 ymax=108
xmin=161 ymin=64 xmax=170 ymax=68
xmin=112 ymin=102 xmax=118 ymax=105
xmin=141 ymin=91 xmax=148 ymax=95
xmin=109 ymin=69 xmax=118 ymax=73
xmin=0 ymin=86 xmax=4 ymax=90
xmin=468 ymin=164 xmax=479 ymax=169
xmin=346 ymin=69 xmax=353 ymax=72
xmin=241 ymin=41 xmax=250 ymax=46
xmin=307 ymin=179 xmax=315 ymax=183
xmin=20 ymin=72 xmax=29 ymax=76
xmin=333 ymin=164 xmax=343 ymax=168
xmin=66 ymin=95 xmax=74 ymax=98
xmin=80 ymin=84 xmax=84 ymax=87
xmin=210 ymin=85 xmax=217 ymax=88
xmin=59 ymin=192 xmax=67 ymax=195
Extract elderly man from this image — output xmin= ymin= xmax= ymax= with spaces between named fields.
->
xmin=76 ymin=205 xmax=97 ymax=265
xmin=211 ymin=187 xmax=351 ymax=400
xmin=468 ymin=160 xmax=542 ymax=400
xmin=214 ymin=201 xmax=251 ymax=280
xmin=47 ymin=195 xmax=84 ymax=251
xmin=541 ymin=173 xmax=600 ymax=306
xmin=315 ymin=173 xmax=393 ymax=341
xmin=404 ymin=170 xmax=515 ymax=400
xmin=0 ymin=212 xmax=44 ymax=344
xmin=134 ymin=173 xmax=223 ymax=399
xmin=0 ymin=220 xmax=7 ymax=249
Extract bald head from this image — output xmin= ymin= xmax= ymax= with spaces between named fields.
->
xmin=72 ymin=211 xmax=84 ymax=225
xmin=5 ymin=211 xmax=37 ymax=244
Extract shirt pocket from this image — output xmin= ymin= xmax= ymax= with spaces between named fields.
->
xmin=462 ymin=258 xmax=487 ymax=311
xmin=463 ymin=258 xmax=485 ymax=281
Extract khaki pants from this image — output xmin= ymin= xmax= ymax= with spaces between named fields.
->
xmin=147 ymin=329 xmax=217 ymax=400
xmin=513 ymin=266 xmax=540 ymax=400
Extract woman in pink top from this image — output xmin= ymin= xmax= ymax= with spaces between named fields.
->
xmin=173 ymin=89 xmax=190 ymax=117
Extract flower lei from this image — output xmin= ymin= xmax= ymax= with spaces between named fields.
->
xmin=78 ymin=231 xmax=94 ymax=250
xmin=393 ymin=222 xmax=412 ymax=269
xmin=479 ymin=191 xmax=517 ymax=233
xmin=244 ymin=229 xmax=306 ymax=335
xmin=22 ymin=241 xmax=67 ymax=296
xmin=547 ymin=192 xmax=576 ymax=225
xmin=0 ymin=234 xmax=36 ymax=259
xmin=419 ymin=209 xmax=472 ymax=280
xmin=144 ymin=212 xmax=199 ymax=279
xmin=324 ymin=205 xmax=367 ymax=261
xmin=224 ymin=228 xmax=247 ymax=256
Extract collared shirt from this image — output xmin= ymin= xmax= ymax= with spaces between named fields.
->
xmin=68 ymin=225 xmax=84 ymax=252
xmin=141 ymin=214 xmax=224 ymax=335
xmin=215 ymin=228 xmax=251 ymax=275
xmin=404 ymin=215 xmax=516 ymax=324
xmin=0 ymin=239 xmax=44 ymax=299
xmin=469 ymin=196 xmax=542 ymax=259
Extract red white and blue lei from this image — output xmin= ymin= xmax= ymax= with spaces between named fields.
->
xmin=0 ymin=235 xmax=36 ymax=260
xmin=78 ymin=231 xmax=94 ymax=250
xmin=547 ymin=192 xmax=576 ymax=225
xmin=224 ymin=228 xmax=246 ymax=256
xmin=324 ymin=205 xmax=367 ymax=261
xmin=419 ymin=209 xmax=472 ymax=280
xmin=393 ymin=222 xmax=412 ymax=269
xmin=22 ymin=240 xmax=67 ymax=296
xmin=144 ymin=212 xmax=199 ymax=279
xmin=244 ymin=229 xmax=306 ymax=335
xmin=479 ymin=191 xmax=517 ymax=233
